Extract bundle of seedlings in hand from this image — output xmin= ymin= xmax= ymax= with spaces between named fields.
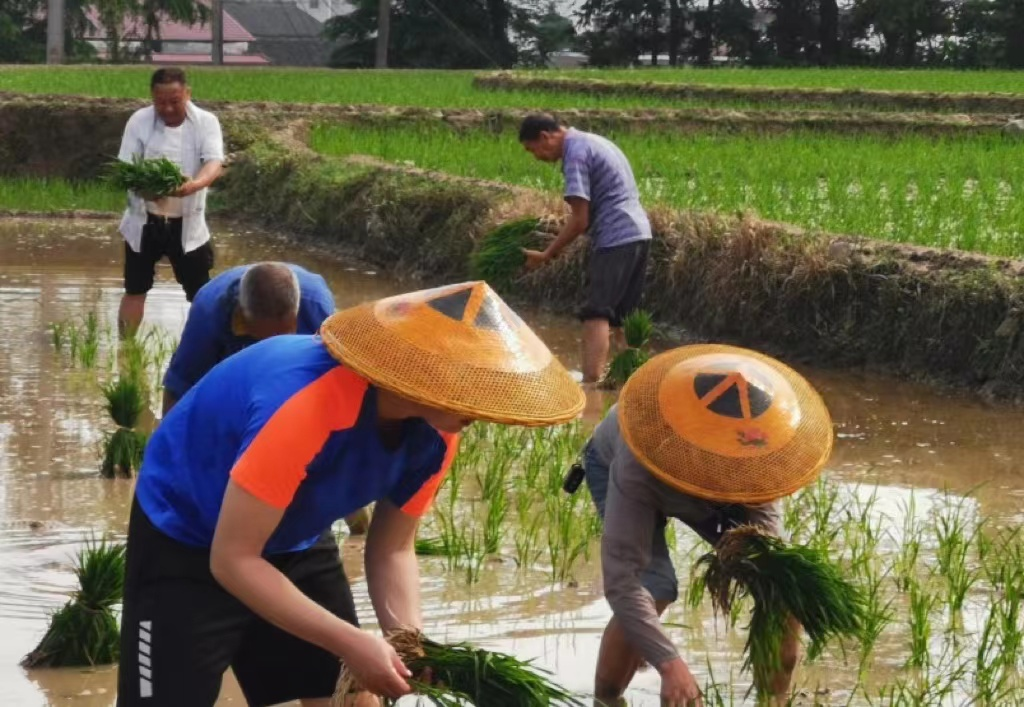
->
xmin=22 ymin=539 xmax=126 ymax=668
xmin=107 ymin=155 xmax=186 ymax=198
xmin=604 ymin=310 xmax=654 ymax=388
xmin=469 ymin=218 xmax=544 ymax=292
xmin=100 ymin=377 xmax=148 ymax=478
xmin=335 ymin=629 xmax=584 ymax=707
xmin=689 ymin=525 xmax=865 ymax=695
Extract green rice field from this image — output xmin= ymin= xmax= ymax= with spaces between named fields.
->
xmin=311 ymin=124 xmax=1024 ymax=255
xmin=4 ymin=66 xmax=1021 ymax=112
xmin=0 ymin=178 xmax=123 ymax=213
xmin=535 ymin=68 xmax=1024 ymax=94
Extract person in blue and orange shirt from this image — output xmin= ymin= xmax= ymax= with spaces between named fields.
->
xmin=116 ymin=281 xmax=584 ymax=707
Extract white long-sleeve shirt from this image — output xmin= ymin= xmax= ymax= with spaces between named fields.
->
xmin=117 ymin=101 xmax=224 ymax=254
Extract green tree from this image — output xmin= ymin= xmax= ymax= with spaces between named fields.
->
xmin=326 ymin=0 xmax=517 ymax=67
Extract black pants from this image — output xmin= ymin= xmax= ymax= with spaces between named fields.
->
xmin=579 ymin=239 xmax=651 ymax=327
xmin=123 ymin=215 xmax=214 ymax=302
xmin=117 ymin=500 xmax=357 ymax=706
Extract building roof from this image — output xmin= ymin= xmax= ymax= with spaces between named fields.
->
xmin=151 ymin=52 xmax=270 ymax=64
xmin=84 ymin=2 xmax=255 ymax=42
xmin=223 ymin=0 xmax=325 ymax=38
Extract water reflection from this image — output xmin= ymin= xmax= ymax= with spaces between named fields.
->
xmin=3 ymin=218 xmax=1024 ymax=705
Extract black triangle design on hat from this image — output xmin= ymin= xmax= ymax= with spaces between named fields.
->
xmin=473 ymin=293 xmax=508 ymax=331
xmin=427 ymin=287 xmax=472 ymax=321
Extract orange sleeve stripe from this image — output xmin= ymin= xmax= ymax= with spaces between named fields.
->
xmin=231 ymin=367 xmax=368 ymax=509
xmin=401 ymin=431 xmax=459 ymax=517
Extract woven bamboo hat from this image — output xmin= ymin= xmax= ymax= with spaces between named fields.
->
xmin=619 ymin=344 xmax=833 ymax=504
xmin=320 ymin=281 xmax=584 ymax=426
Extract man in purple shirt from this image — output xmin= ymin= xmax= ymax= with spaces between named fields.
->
xmin=519 ymin=114 xmax=652 ymax=384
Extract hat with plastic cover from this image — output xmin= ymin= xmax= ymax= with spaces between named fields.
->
xmin=618 ymin=344 xmax=833 ymax=504
xmin=320 ymin=281 xmax=584 ymax=426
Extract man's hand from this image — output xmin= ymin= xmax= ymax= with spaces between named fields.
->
xmin=523 ymin=249 xmax=550 ymax=271
xmin=658 ymin=657 xmax=703 ymax=707
xmin=338 ymin=630 xmax=413 ymax=699
xmin=172 ymin=179 xmax=203 ymax=198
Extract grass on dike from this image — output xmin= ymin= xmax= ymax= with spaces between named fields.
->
xmin=0 ymin=177 xmax=123 ymax=212
xmin=530 ymin=67 xmax=1024 ymax=95
xmin=5 ymin=66 xmax=1016 ymax=111
xmin=312 ymin=123 xmax=1024 ymax=256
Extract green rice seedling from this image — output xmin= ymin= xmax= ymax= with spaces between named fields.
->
xmin=996 ymin=565 xmax=1024 ymax=674
xmin=469 ymin=218 xmax=542 ymax=292
xmin=335 ymin=628 xmax=584 ymax=707
xmin=622 ymin=309 xmax=654 ymax=349
xmin=102 ymin=377 xmax=146 ymax=429
xmin=890 ymin=494 xmax=922 ymax=593
xmin=66 ymin=325 xmax=80 ymax=364
xmin=690 ymin=525 xmax=865 ymax=695
xmin=21 ymin=539 xmax=126 ymax=668
xmin=545 ymin=490 xmax=593 ymax=584
xmin=907 ymin=577 xmax=937 ymax=669
xmin=975 ymin=607 xmax=1011 ymax=706
xmin=483 ymin=480 xmax=509 ymax=556
xmin=49 ymin=321 xmax=68 ymax=352
xmin=107 ymin=155 xmax=186 ymax=197
xmin=513 ymin=497 xmax=544 ymax=569
xmin=415 ymin=537 xmax=450 ymax=557
xmin=858 ymin=562 xmax=894 ymax=672
xmin=100 ymin=428 xmax=148 ymax=479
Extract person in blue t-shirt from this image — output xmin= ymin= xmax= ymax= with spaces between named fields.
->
xmin=159 ymin=261 xmax=380 ymax=534
xmin=161 ymin=261 xmax=335 ymax=415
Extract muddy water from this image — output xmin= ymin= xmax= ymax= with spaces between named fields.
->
xmin=2 ymin=217 xmax=1024 ymax=706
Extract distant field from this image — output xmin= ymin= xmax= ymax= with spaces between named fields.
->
xmin=312 ymin=123 xmax=1024 ymax=256
xmin=0 ymin=178 xmax=123 ymax=212
xmin=5 ymin=66 xmax=1017 ymax=112
xmin=0 ymin=66 xmax=748 ymax=110
xmin=536 ymin=68 xmax=1024 ymax=94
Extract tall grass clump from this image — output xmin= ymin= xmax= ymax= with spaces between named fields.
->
xmin=0 ymin=177 xmax=124 ymax=213
xmin=690 ymin=525 xmax=865 ymax=696
xmin=334 ymin=629 xmax=584 ymax=707
xmin=22 ymin=539 xmax=126 ymax=668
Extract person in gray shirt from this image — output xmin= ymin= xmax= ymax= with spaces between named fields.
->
xmin=518 ymin=115 xmax=652 ymax=386
xmin=583 ymin=344 xmax=835 ymax=706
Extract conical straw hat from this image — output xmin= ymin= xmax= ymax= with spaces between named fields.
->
xmin=619 ymin=344 xmax=833 ymax=504
xmin=320 ymin=282 xmax=584 ymax=426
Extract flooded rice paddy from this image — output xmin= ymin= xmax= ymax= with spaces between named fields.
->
xmin=2 ymin=217 xmax=1024 ymax=705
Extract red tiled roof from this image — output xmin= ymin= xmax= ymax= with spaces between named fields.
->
xmin=151 ymin=52 xmax=270 ymax=64
xmin=84 ymin=1 xmax=255 ymax=42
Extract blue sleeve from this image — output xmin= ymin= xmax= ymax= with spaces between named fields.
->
xmin=300 ymin=277 xmax=335 ymax=333
xmin=563 ymin=142 xmax=591 ymax=202
xmin=162 ymin=299 xmax=224 ymax=399
xmin=387 ymin=432 xmax=447 ymax=512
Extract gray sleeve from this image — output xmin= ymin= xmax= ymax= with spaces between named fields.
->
xmin=601 ymin=456 xmax=680 ymax=667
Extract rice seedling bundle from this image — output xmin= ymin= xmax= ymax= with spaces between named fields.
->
xmin=99 ymin=377 xmax=148 ymax=478
xmin=689 ymin=525 xmax=865 ymax=694
xmin=469 ymin=218 xmax=543 ymax=291
xmin=604 ymin=310 xmax=653 ymax=388
xmin=22 ymin=540 xmax=126 ymax=668
xmin=335 ymin=629 xmax=584 ymax=707
xmin=107 ymin=155 xmax=186 ymax=197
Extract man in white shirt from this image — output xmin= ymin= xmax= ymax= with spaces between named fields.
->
xmin=117 ymin=67 xmax=225 ymax=336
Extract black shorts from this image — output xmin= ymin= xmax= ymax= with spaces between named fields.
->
xmin=117 ymin=500 xmax=357 ymax=707
xmin=124 ymin=214 xmax=214 ymax=302
xmin=579 ymin=239 xmax=651 ymax=327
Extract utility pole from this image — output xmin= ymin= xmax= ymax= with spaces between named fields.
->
xmin=375 ymin=0 xmax=389 ymax=68
xmin=212 ymin=0 xmax=224 ymax=65
xmin=46 ymin=0 xmax=65 ymax=64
